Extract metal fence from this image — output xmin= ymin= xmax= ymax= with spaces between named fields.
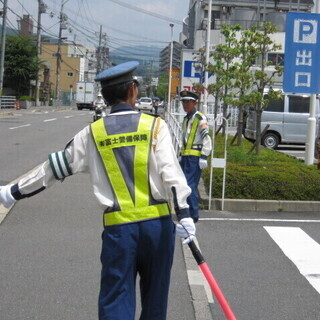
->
xmin=0 ymin=96 xmax=16 ymax=109
xmin=166 ymin=99 xmax=239 ymax=152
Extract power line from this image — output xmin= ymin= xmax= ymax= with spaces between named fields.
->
xmin=107 ymin=0 xmax=183 ymax=25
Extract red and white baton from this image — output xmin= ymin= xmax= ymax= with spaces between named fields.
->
xmin=188 ymin=240 xmax=238 ymax=320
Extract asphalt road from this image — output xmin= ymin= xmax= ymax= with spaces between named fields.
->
xmin=276 ymin=144 xmax=306 ymax=161
xmin=196 ymin=210 xmax=320 ymax=320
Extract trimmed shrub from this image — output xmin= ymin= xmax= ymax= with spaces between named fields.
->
xmin=202 ymin=134 xmax=320 ymax=200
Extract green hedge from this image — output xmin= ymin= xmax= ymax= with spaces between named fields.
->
xmin=202 ymin=134 xmax=320 ymax=201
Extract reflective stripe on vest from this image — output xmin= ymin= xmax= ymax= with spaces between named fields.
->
xmin=91 ymin=113 xmax=170 ymax=226
xmin=181 ymin=112 xmax=203 ymax=157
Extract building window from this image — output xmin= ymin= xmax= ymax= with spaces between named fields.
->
xmin=52 ymin=53 xmax=58 ymax=57
xmin=267 ymin=53 xmax=284 ymax=66
xmin=67 ymin=72 xmax=73 ymax=77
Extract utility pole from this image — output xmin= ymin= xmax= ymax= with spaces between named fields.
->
xmin=167 ymin=23 xmax=174 ymax=114
xmin=55 ymin=0 xmax=68 ymax=103
xmin=35 ymin=0 xmax=47 ymax=107
xmin=203 ymin=0 xmax=212 ymax=115
xmin=96 ymin=25 xmax=103 ymax=75
xmin=0 ymin=0 xmax=8 ymax=97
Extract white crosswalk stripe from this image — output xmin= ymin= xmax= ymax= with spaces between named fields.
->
xmin=264 ymin=226 xmax=320 ymax=295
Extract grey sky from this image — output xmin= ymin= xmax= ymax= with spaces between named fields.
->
xmin=8 ymin=0 xmax=189 ymax=51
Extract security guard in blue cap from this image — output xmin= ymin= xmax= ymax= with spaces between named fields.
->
xmin=179 ymin=90 xmax=212 ymax=223
xmin=0 ymin=61 xmax=196 ymax=320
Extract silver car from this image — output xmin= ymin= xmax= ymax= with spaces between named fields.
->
xmin=245 ymin=92 xmax=320 ymax=149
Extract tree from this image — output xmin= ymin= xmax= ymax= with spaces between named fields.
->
xmin=248 ymin=22 xmax=283 ymax=154
xmin=228 ymin=27 xmax=258 ymax=146
xmin=206 ymin=24 xmax=240 ymax=135
xmin=155 ymin=73 xmax=168 ymax=101
xmin=3 ymin=35 xmax=42 ymax=97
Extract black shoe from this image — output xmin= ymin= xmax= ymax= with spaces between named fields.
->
xmin=193 ymin=217 xmax=199 ymax=223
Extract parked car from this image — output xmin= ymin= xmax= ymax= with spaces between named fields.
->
xmin=244 ymin=90 xmax=320 ymax=149
xmin=137 ymin=97 xmax=153 ymax=112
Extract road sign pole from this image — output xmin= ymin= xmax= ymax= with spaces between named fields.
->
xmin=305 ymin=94 xmax=317 ymax=165
xmin=284 ymin=12 xmax=320 ymax=165
xmin=305 ymin=4 xmax=320 ymax=165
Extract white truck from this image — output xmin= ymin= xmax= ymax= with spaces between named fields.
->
xmin=75 ymin=82 xmax=95 ymax=110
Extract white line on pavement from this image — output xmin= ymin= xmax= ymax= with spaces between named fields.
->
xmin=200 ymin=218 xmax=320 ymax=223
xmin=264 ymin=226 xmax=320 ymax=295
xmin=9 ymin=124 xmax=31 ymax=130
xmin=43 ymin=118 xmax=57 ymax=122
xmin=64 ymin=115 xmax=74 ymax=119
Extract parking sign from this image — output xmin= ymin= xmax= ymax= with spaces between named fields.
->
xmin=284 ymin=12 xmax=320 ymax=93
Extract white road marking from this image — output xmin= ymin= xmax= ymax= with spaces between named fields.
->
xmin=200 ymin=218 xmax=320 ymax=223
xmin=9 ymin=124 xmax=31 ymax=130
xmin=64 ymin=115 xmax=74 ymax=119
xmin=43 ymin=118 xmax=57 ymax=122
xmin=264 ymin=226 xmax=320 ymax=294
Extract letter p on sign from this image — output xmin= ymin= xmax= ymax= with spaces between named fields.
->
xmin=294 ymin=19 xmax=318 ymax=43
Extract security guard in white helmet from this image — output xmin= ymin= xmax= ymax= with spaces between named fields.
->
xmin=179 ymin=90 xmax=212 ymax=223
xmin=0 ymin=61 xmax=196 ymax=320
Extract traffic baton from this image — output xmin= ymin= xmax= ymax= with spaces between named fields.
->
xmin=188 ymin=240 xmax=238 ymax=320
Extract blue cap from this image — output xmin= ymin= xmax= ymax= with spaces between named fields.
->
xmin=95 ymin=61 xmax=139 ymax=88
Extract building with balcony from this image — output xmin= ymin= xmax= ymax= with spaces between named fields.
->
xmin=159 ymin=41 xmax=182 ymax=75
xmin=38 ymin=42 xmax=94 ymax=104
xmin=182 ymin=0 xmax=314 ymax=50
xmin=179 ymin=0 xmax=315 ymax=95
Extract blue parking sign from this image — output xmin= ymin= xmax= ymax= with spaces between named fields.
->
xmin=284 ymin=12 xmax=320 ymax=94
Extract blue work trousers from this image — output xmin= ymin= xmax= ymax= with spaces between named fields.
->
xmin=180 ymin=156 xmax=201 ymax=220
xmin=98 ymin=216 xmax=175 ymax=320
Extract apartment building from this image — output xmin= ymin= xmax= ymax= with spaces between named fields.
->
xmin=39 ymin=42 xmax=97 ymax=104
xmin=180 ymin=0 xmax=315 ymax=94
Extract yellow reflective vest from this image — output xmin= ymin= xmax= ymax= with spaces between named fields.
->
xmin=181 ymin=112 xmax=204 ymax=157
xmin=91 ymin=113 xmax=170 ymax=227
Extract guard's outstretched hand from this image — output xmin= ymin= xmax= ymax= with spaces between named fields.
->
xmin=176 ymin=217 xmax=196 ymax=245
xmin=0 ymin=184 xmax=16 ymax=208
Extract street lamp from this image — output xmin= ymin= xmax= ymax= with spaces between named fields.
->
xmin=167 ymin=23 xmax=174 ymax=114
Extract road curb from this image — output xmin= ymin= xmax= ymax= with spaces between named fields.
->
xmin=181 ymin=239 xmax=215 ymax=320
xmin=0 ymin=111 xmax=14 ymax=118
xmin=198 ymin=178 xmax=320 ymax=212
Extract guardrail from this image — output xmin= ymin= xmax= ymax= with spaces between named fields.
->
xmin=167 ymin=111 xmax=183 ymax=156
xmin=0 ymin=96 xmax=16 ymax=109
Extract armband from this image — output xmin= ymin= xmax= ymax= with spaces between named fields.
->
xmin=48 ymin=151 xmax=72 ymax=180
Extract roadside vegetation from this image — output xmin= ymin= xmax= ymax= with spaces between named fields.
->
xmin=202 ymin=134 xmax=320 ymax=201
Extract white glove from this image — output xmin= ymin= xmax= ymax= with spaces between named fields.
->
xmin=199 ymin=158 xmax=208 ymax=169
xmin=176 ymin=217 xmax=196 ymax=245
xmin=0 ymin=184 xmax=16 ymax=208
